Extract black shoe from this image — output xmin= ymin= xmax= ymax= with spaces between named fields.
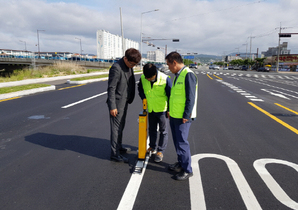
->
xmin=110 ymin=155 xmax=129 ymax=163
xmin=174 ymin=171 xmax=193 ymax=181
xmin=168 ymin=162 xmax=182 ymax=172
xmin=119 ymin=147 xmax=131 ymax=153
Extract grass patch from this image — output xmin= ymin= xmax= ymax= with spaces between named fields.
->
xmin=0 ymin=62 xmax=108 ymax=83
xmin=0 ymin=84 xmax=51 ymax=94
xmin=70 ymin=74 xmax=109 ymax=81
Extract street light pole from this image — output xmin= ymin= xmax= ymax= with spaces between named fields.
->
xmin=140 ymin=9 xmax=159 ymax=65
xmin=75 ymin=37 xmax=82 ymax=59
xmin=19 ymin=40 xmax=27 ymax=51
xmin=37 ymin=29 xmax=45 ymax=58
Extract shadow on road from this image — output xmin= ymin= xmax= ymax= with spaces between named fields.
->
xmin=25 ymin=132 xmax=136 ymax=161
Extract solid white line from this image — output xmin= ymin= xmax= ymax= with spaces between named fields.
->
xmin=61 ymin=92 xmax=107 ymax=108
xmin=117 ymin=154 xmax=150 ymax=210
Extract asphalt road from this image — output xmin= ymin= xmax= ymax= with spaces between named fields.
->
xmin=0 ymin=66 xmax=298 ymax=210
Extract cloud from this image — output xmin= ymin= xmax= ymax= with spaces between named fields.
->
xmin=0 ymin=0 xmax=297 ymax=56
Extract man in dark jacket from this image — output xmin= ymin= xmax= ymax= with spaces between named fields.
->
xmin=107 ymin=48 xmax=141 ymax=163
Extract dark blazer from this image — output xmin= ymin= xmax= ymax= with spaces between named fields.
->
xmin=107 ymin=58 xmax=135 ymax=112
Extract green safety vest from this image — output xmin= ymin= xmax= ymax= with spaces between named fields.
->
xmin=169 ymin=67 xmax=198 ymax=119
xmin=141 ymin=72 xmax=168 ymax=113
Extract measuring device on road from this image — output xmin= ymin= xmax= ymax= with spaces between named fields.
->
xmin=134 ymin=99 xmax=149 ymax=173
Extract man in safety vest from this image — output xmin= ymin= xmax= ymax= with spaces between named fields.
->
xmin=166 ymin=52 xmax=198 ymax=181
xmin=138 ymin=63 xmax=172 ymax=163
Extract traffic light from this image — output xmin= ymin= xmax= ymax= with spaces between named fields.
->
xmin=279 ymin=33 xmax=291 ymax=38
xmin=172 ymin=39 xmax=179 ymax=42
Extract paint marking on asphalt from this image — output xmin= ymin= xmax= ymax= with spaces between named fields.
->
xmin=213 ymin=74 xmax=222 ymax=80
xmin=61 ymin=92 xmax=107 ymax=108
xmin=117 ymin=155 xmax=150 ymax=210
xmin=254 ymin=159 xmax=298 ymax=209
xmin=207 ymin=74 xmax=213 ymax=80
xmin=275 ymin=103 xmax=298 ymax=115
xmin=190 ymin=154 xmax=262 ymax=210
xmin=0 ymin=96 xmax=21 ymax=103
xmin=117 ymin=137 xmax=150 ymax=210
xmin=58 ymin=84 xmax=86 ymax=90
xmin=248 ymin=102 xmax=298 ymax=135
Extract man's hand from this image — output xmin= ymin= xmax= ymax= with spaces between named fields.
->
xmin=110 ymin=109 xmax=118 ymax=117
xmin=167 ymin=111 xmax=170 ymax=119
xmin=182 ymin=118 xmax=189 ymax=124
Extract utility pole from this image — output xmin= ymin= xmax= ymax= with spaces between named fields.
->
xmin=120 ymin=7 xmax=125 ymax=56
xmin=276 ymin=22 xmax=282 ymax=72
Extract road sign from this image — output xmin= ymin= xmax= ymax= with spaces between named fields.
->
xmin=184 ymin=55 xmax=194 ymax=59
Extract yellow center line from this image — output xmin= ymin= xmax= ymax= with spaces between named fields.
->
xmin=213 ymin=74 xmax=223 ymax=80
xmin=58 ymin=84 xmax=86 ymax=90
xmin=248 ymin=102 xmax=298 ymax=135
xmin=0 ymin=97 xmax=21 ymax=103
xmin=274 ymin=103 xmax=298 ymax=115
xmin=207 ymin=74 xmax=213 ymax=80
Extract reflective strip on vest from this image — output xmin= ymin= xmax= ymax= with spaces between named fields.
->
xmin=169 ymin=67 xmax=198 ymax=119
xmin=141 ymin=72 xmax=168 ymax=113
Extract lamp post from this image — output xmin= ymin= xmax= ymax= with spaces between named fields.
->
xmin=75 ymin=37 xmax=82 ymax=59
xmin=19 ymin=40 xmax=27 ymax=51
xmin=19 ymin=40 xmax=27 ymax=57
xmin=37 ymin=29 xmax=45 ymax=58
xmin=140 ymin=9 xmax=159 ymax=66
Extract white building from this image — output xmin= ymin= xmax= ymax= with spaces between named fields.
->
xmin=96 ymin=30 xmax=139 ymax=59
xmin=147 ymin=50 xmax=165 ymax=63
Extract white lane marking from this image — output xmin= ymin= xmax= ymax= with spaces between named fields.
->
xmin=117 ymin=155 xmax=150 ymax=210
xmin=250 ymin=99 xmax=264 ymax=101
xmin=189 ymin=154 xmax=262 ymax=210
xmin=217 ymin=80 xmax=263 ymax=102
xmin=61 ymin=92 xmax=107 ymax=108
xmin=261 ymin=89 xmax=291 ymax=100
xmin=254 ymin=159 xmax=298 ymax=209
xmin=117 ymin=137 xmax=150 ymax=210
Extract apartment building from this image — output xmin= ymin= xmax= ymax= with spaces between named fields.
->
xmin=96 ymin=30 xmax=139 ymax=59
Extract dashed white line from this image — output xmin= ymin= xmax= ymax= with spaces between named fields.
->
xmin=61 ymin=92 xmax=107 ymax=108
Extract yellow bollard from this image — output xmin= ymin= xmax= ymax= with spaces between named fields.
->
xmin=138 ymin=99 xmax=148 ymax=159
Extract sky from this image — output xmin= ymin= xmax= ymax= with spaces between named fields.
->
xmin=1 ymin=0 xmax=298 ymax=57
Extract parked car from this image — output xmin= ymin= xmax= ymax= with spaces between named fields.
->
xmin=233 ymin=66 xmax=240 ymax=70
xmin=155 ymin=63 xmax=167 ymax=72
xmin=209 ymin=65 xmax=220 ymax=70
xmin=189 ymin=64 xmax=198 ymax=69
xmin=257 ymin=67 xmax=270 ymax=72
xmin=228 ymin=66 xmax=234 ymax=70
xmin=241 ymin=66 xmax=248 ymax=71
xmin=223 ymin=67 xmax=229 ymax=70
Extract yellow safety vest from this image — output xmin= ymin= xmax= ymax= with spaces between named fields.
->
xmin=141 ymin=72 xmax=168 ymax=113
xmin=169 ymin=67 xmax=198 ymax=119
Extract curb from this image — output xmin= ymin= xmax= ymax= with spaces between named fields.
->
xmin=0 ymin=85 xmax=56 ymax=100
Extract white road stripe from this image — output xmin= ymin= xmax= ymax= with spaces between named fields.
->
xmin=61 ymin=92 xmax=107 ymax=108
xmin=117 ymin=149 xmax=150 ymax=210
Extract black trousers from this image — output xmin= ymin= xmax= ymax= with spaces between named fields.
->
xmin=148 ymin=111 xmax=168 ymax=153
xmin=109 ymin=103 xmax=128 ymax=157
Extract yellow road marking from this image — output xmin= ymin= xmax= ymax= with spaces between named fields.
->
xmin=0 ymin=97 xmax=21 ymax=103
xmin=274 ymin=103 xmax=298 ymax=115
xmin=248 ymin=102 xmax=298 ymax=135
xmin=58 ymin=84 xmax=86 ymax=90
xmin=207 ymin=74 xmax=213 ymax=80
xmin=213 ymin=74 xmax=223 ymax=80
